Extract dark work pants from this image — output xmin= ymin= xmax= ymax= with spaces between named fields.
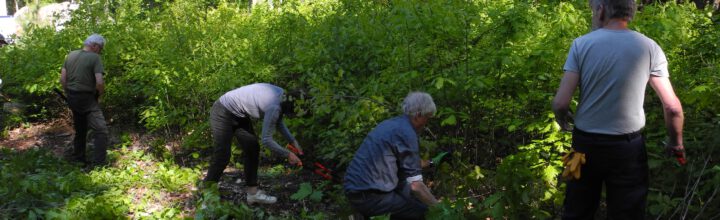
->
xmin=66 ymin=90 xmax=109 ymax=165
xmin=346 ymin=184 xmax=428 ymax=220
xmin=562 ymin=129 xmax=649 ymax=220
xmin=204 ymin=101 xmax=260 ymax=186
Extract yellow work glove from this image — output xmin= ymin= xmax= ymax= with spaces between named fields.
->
xmin=562 ymin=150 xmax=586 ymax=180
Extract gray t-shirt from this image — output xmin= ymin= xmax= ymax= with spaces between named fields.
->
xmin=219 ymin=83 xmax=294 ymax=156
xmin=564 ymin=29 xmax=669 ymax=135
xmin=344 ymin=115 xmax=423 ymax=192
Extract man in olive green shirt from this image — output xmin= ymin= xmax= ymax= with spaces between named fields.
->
xmin=60 ymin=34 xmax=109 ymax=167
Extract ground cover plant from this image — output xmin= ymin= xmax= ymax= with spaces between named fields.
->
xmin=1 ymin=0 xmax=718 ymax=219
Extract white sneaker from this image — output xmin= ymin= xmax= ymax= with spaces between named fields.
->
xmin=247 ymin=190 xmax=277 ymax=205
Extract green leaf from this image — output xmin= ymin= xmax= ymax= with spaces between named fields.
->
xmin=491 ymin=200 xmax=505 ymax=218
xmin=692 ymin=85 xmax=709 ymax=92
xmin=290 ymin=183 xmax=313 ymax=200
xmin=28 ymin=211 xmax=36 ymax=220
xmin=441 ymin=115 xmax=457 ymax=126
xmin=483 ymin=193 xmax=502 ymax=206
xmin=309 ymin=190 xmax=323 ymax=202
xmin=435 ymin=77 xmax=444 ymax=89
xmin=473 ymin=165 xmax=484 ymax=179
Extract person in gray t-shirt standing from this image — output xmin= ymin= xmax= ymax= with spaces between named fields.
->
xmin=552 ymin=0 xmax=685 ymax=219
xmin=204 ymin=83 xmax=303 ymax=205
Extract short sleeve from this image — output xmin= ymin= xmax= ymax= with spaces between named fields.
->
xmin=650 ymin=42 xmax=669 ymax=77
xmin=563 ymin=40 xmax=579 ymax=73
xmin=93 ymin=56 xmax=104 ymax=75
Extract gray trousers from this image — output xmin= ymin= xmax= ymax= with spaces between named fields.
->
xmin=66 ymin=90 xmax=109 ymax=165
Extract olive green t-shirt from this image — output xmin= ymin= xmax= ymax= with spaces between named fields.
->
xmin=63 ymin=50 xmax=104 ymax=92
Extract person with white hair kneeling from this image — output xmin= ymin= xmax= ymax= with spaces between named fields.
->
xmin=343 ymin=92 xmax=440 ymax=220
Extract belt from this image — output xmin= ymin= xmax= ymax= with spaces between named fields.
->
xmin=65 ymin=89 xmax=96 ymax=95
xmin=574 ymin=128 xmax=642 ymax=141
xmin=345 ymin=189 xmax=388 ymax=199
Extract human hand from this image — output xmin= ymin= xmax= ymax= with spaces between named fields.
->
xmin=665 ymin=145 xmax=686 ymax=165
xmin=558 ymin=110 xmax=574 ymax=131
xmin=421 ymin=159 xmax=431 ymax=168
xmin=288 ymin=152 xmax=303 ymax=167
xmin=291 ymin=140 xmax=304 ymax=155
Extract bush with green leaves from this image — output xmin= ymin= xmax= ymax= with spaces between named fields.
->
xmin=1 ymin=0 xmax=718 ymax=218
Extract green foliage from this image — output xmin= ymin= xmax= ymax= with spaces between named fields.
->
xmin=195 ymin=183 xmax=254 ymax=220
xmin=426 ymin=199 xmax=468 ymax=220
xmin=0 ymin=0 xmax=718 ymax=218
xmin=0 ymin=146 xmax=201 ymax=219
xmin=290 ymin=182 xmax=323 ymax=202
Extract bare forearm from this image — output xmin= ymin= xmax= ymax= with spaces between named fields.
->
xmin=410 ymin=181 xmax=439 ymax=206
xmin=94 ymin=73 xmax=104 ymax=97
xmin=60 ymin=69 xmax=67 ymax=89
xmin=664 ymin=105 xmax=684 ymax=146
xmin=96 ymin=84 xmax=104 ymax=95
xmin=553 ymin=72 xmax=579 ymax=130
xmin=649 ymin=76 xmax=684 ymax=147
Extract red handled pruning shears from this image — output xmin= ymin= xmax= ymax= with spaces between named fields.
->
xmin=287 ymin=144 xmax=340 ymax=183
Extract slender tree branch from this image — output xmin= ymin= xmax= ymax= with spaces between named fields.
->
xmin=694 ymin=185 xmax=718 ymax=220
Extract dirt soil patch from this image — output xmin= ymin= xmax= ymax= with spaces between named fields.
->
xmin=0 ymin=119 xmax=347 ymax=218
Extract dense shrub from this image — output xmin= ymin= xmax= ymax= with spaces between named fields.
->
xmin=1 ymin=0 xmax=717 ymax=218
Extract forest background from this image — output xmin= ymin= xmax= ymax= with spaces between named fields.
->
xmin=0 ymin=0 xmax=718 ymax=219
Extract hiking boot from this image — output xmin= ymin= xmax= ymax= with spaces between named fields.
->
xmin=246 ymin=190 xmax=277 ymax=205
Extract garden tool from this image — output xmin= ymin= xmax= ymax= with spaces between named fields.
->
xmin=53 ymin=88 xmax=67 ymax=101
xmin=428 ymin=151 xmax=450 ymax=167
xmin=287 ymin=144 xmax=342 ymax=183
xmin=662 ymin=141 xmax=687 ymax=166
xmin=667 ymin=145 xmax=687 ymax=166
xmin=562 ymin=150 xmax=586 ymax=180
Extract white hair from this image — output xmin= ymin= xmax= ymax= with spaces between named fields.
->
xmin=402 ymin=92 xmax=436 ymax=116
xmin=83 ymin=34 xmax=105 ymax=47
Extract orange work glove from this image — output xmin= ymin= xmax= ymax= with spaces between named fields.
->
xmin=562 ymin=150 xmax=586 ymax=180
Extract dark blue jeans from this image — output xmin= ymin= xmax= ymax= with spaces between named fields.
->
xmin=204 ymin=101 xmax=260 ymax=186
xmin=562 ymin=129 xmax=649 ymax=220
xmin=346 ymin=185 xmax=428 ymax=220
